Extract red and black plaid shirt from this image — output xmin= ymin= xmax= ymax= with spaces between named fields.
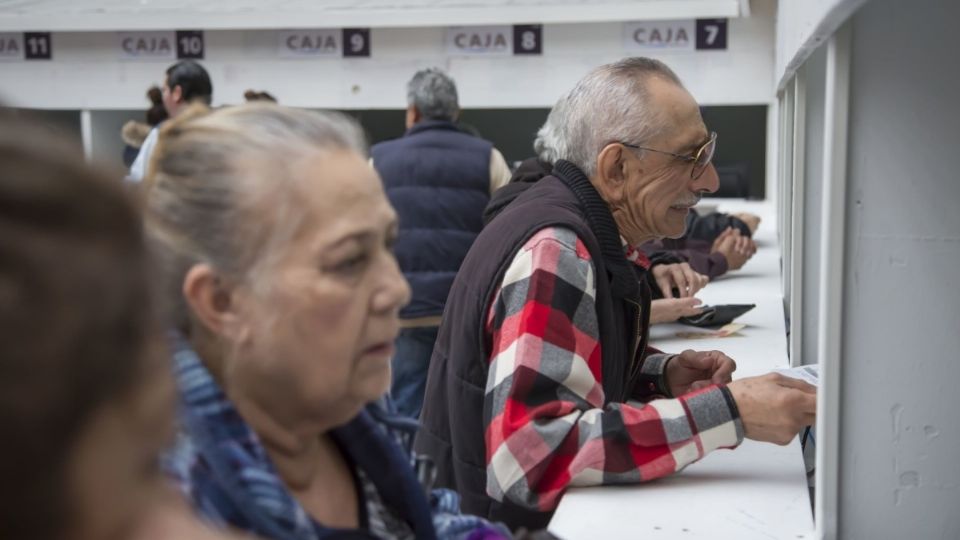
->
xmin=483 ymin=227 xmax=743 ymax=511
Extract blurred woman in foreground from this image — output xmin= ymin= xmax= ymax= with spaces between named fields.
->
xmin=0 ymin=122 xmax=230 ymax=540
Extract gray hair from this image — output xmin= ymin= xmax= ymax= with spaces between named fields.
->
xmin=537 ymin=57 xmax=683 ymax=176
xmin=143 ymin=102 xmax=366 ymax=332
xmin=533 ymin=121 xmax=559 ymax=164
xmin=406 ymin=68 xmax=459 ymax=121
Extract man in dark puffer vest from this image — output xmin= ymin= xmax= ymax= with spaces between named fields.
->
xmin=371 ymin=68 xmax=511 ymax=419
xmin=415 ymin=57 xmax=818 ymax=531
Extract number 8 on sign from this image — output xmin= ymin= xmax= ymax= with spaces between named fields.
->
xmin=512 ymin=25 xmax=542 ymax=55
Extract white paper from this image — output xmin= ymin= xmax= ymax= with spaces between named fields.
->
xmin=773 ymin=364 xmax=819 ymax=387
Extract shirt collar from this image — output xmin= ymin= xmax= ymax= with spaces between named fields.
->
xmin=621 ymin=236 xmax=652 ymax=269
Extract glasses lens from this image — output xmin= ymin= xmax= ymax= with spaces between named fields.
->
xmin=692 ymin=132 xmax=717 ymax=179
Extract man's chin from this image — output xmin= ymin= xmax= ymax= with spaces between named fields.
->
xmin=662 ymin=209 xmax=690 ymax=238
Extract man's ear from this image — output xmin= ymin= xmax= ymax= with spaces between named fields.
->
xmin=182 ymin=264 xmax=245 ymax=340
xmin=172 ymin=84 xmax=184 ymax=104
xmin=405 ymin=106 xmax=420 ymax=129
xmin=593 ymin=143 xmax=630 ymax=205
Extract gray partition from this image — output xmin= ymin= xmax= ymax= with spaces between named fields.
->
xmin=836 ymin=0 xmax=960 ymax=536
xmin=800 ymin=45 xmax=827 ymax=368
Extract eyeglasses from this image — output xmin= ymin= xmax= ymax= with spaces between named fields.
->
xmin=621 ymin=131 xmax=717 ymax=180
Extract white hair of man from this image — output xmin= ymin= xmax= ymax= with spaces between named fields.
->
xmin=406 ymin=68 xmax=460 ymax=122
xmin=533 ymin=120 xmax=560 ymax=164
xmin=538 ymin=57 xmax=684 ymax=177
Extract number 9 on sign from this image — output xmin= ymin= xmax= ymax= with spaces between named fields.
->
xmin=342 ymin=28 xmax=371 ymax=57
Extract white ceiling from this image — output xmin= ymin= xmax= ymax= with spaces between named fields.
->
xmin=0 ymin=0 xmax=747 ymax=31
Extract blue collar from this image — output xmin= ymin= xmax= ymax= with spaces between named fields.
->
xmin=404 ymin=119 xmax=460 ymax=137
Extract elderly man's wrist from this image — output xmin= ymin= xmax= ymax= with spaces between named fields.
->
xmin=636 ymin=353 xmax=674 ymax=398
xmin=677 ymin=384 xmax=745 ymax=450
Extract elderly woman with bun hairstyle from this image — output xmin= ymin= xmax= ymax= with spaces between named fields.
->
xmin=145 ymin=103 xmax=512 ymax=540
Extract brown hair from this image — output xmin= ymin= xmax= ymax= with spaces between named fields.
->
xmin=243 ymin=89 xmax=277 ymax=103
xmin=0 ymin=121 xmax=155 ymax=539
xmin=146 ymin=85 xmax=169 ymax=126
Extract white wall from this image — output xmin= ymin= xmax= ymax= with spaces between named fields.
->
xmin=774 ymin=0 xmax=866 ymax=90
xmin=838 ymin=0 xmax=960 ymax=536
xmin=0 ymin=1 xmax=775 ymax=110
xmin=0 ymin=0 xmax=745 ymax=31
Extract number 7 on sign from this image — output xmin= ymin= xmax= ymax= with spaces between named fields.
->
xmin=695 ymin=19 xmax=727 ymax=50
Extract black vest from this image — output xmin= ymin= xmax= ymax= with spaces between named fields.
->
xmin=415 ymin=160 xmax=652 ymax=530
xmin=371 ymin=120 xmax=493 ymax=318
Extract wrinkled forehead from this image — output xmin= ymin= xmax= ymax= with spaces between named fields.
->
xmin=245 ymin=149 xmax=392 ymax=245
xmin=647 ymin=77 xmax=707 ymax=149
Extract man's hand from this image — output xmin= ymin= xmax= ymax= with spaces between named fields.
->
xmin=711 ymin=228 xmax=756 ymax=271
xmin=665 ymin=349 xmax=737 ymax=396
xmin=650 ymin=297 xmax=704 ymax=324
xmin=733 ymin=212 xmax=762 ymax=234
xmin=726 ymin=373 xmax=817 ymax=445
xmin=652 ymin=262 xmax=709 ymax=298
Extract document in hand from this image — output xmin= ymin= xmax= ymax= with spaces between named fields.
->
xmin=773 ymin=364 xmax=819 ymax=387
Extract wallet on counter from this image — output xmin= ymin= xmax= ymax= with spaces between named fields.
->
xmin=678 ymin=303 xmax=756 ymax=327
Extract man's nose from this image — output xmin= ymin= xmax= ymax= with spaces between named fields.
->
xmin=692 ymin=163 xmax=720 ymax=194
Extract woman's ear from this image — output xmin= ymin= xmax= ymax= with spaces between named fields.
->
xmin=593 ymin=143 xmax=629 ymax=205
xmin=182 ymin=264 xmax=245 ymax=340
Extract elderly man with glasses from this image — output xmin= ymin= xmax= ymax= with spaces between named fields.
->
xmin=415 ymin=57 xmax=817 ymax=531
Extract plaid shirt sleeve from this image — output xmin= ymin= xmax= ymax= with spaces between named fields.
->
xmin=484 ymin=227 xmax=744 ymax=512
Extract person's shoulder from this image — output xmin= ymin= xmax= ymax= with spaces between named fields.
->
xmin=519 ymin=226 xmax=592 ymax=262
xmin=369 ymin=138 xmax=394 ymax=153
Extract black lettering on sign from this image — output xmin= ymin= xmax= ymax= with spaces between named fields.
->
xmin=0 ymin=35 xmax=21 ymax=55
xmin=24 ymin=32 xmax=51 ymax=60
xmin=513 ymin=25 xmax=542 ymax=55
xmin=696 ymin=19 xmax=728 ymax=50
xmin=342 ymin=28 xmax=370 ymax=57
xmin=456 ymin=30 xmax=508 ymax=51
xmin=176 ymin=30 xmax=204 ymax=59
xmin=290 ymin=34 xmax=337 ymax=53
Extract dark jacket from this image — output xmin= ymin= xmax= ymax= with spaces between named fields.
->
xmin=371 ymin=120 xmax=493 ymax=319
xmin=485 ymin=157 xmax=682 ymax=296
xmin=494 ymin=158 xmax=748 ymax=281
xmin=683 ymin=209 xmax=752 ymax=241
xmin=415 ymin=160 xmax=653 ymax=530
xmin=640 ymin=237 xmax=729 ymax=280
